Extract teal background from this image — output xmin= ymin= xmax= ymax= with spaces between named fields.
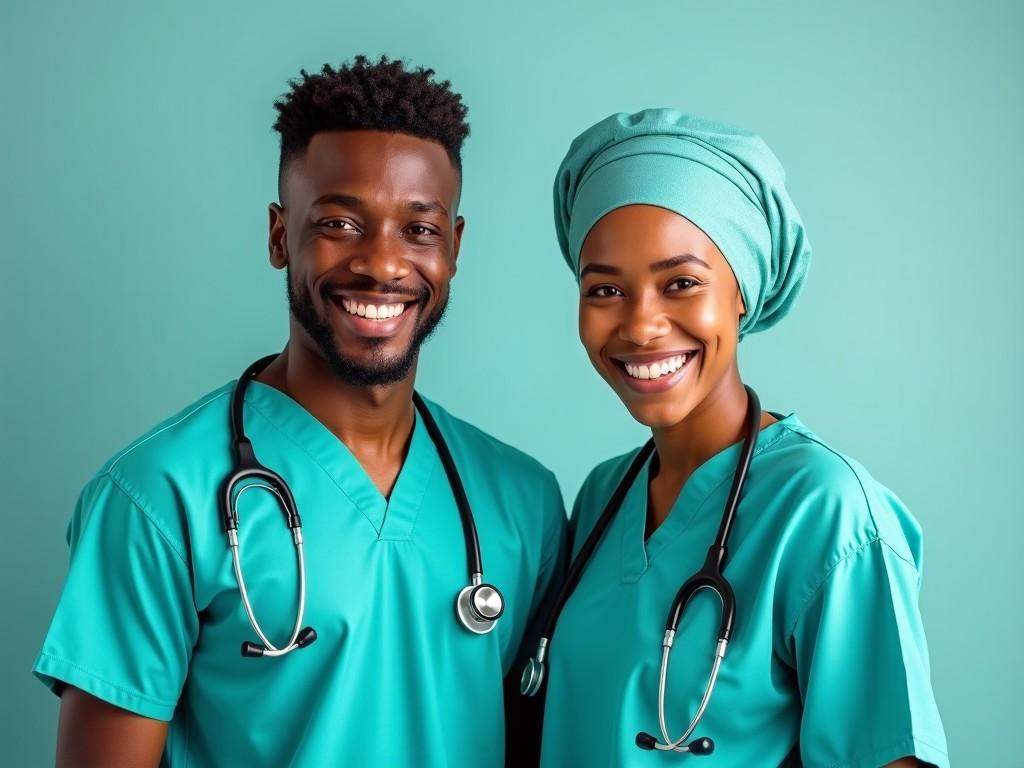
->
xmin=2 ymin=0 xmax=1020 ymax=764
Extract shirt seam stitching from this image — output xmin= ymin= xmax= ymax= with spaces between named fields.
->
xmin=810 ymin=733 xmax=948 ymax=768
xmin=102 ymin=471 xmax=189 ymax=564
xmin=786 ymin=536 xmax=885 ymax=638
xmin=105 ymin=389 xmax=232 ymax=473
xmin=36 ymin=652 xmax=178 ymax=709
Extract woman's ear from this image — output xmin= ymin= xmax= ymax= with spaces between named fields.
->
xmin=737 ymin=288 xmax=747 ymax=317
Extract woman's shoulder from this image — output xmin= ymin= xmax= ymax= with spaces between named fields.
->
xmin=757 ymin=415 xmax=925 ymax=577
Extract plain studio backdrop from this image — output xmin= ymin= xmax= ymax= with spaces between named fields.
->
xmin=2 ymin=1 xmax=1020 ymax=764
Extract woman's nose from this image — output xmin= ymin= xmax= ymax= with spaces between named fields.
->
xmin=618 ymin=296 xmax=671 ymax=346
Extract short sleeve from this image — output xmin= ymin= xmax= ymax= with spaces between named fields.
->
xmin=32 ymin=472 xmax=198 ymax=721
xmin=790 ymin=537 xmax=949 ymax=768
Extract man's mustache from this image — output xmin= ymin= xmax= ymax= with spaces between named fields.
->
xmin=319 ymin=278 xmax=427 ymax=304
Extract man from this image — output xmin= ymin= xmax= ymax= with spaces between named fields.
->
xmin=34 ymin=56 xmax=566 ymax=767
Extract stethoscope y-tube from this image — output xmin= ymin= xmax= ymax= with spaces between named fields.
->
xmin=221 ymin=355 xmax=505 ymax=659
xmin=522 ymin=387 xmax=762 ymax=758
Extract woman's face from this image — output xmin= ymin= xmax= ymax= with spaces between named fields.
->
xmin=578 ymin=205 xmax=745 ymax=429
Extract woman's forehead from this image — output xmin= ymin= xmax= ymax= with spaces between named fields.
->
xmin=579 ymin=205 xmax=727 ymax=269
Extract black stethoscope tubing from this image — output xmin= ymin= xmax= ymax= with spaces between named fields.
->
xmin=220 ymin=355 xmax=504 ymax=658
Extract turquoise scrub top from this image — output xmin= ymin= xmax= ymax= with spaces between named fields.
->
xmin=540 ymin=415 xmax=948 ymax=768
xmin=34 ymin=381 xmax=567 ymax=767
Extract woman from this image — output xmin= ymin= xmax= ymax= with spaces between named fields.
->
xmin=525 ymin=111 xmax=948 ymax=767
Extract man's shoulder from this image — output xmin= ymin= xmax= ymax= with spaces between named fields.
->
xmin=98 ymin=381 xmax=235 ymax=487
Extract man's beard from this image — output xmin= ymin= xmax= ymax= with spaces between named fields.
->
xmin=286 ymin=265 xmax=448 ymax=387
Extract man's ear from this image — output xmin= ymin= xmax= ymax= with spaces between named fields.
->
xmin=450 ymin=215 xmax=465 ymax=277
xmin=268 ymin=203 xmax=288 ymax=270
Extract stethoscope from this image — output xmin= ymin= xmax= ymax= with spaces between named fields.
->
xmin=521 ymin=386 xmax=762 ymax=757
xmin=219 ymin=355 xmax=506 ymax=658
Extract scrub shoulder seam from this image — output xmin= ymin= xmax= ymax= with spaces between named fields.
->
xmin=104 ymin=387 xmax=233 ymax=473
xmin=780 ymin=429 xmax=882 ymax=532
xmin=786 ymin=535 xmax=916 ymax=639
xmin=102 ymin=470 xmax=189 ymax=564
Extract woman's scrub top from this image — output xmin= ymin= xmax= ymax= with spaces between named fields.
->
xmin=540 ymin=414 xmax=948 ymax=768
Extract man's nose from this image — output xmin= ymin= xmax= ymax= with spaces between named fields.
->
xmin=348 ymin=233 xmax=413 ymax=283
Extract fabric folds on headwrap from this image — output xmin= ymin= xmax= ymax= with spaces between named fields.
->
xmin=554 ymin=109 xmax=811 ymax=337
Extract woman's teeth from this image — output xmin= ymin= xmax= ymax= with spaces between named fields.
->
xmin=623 ymin=354 xmax=689 ymax=380
xmin=340 ymin=298 xmax=407 ymax=320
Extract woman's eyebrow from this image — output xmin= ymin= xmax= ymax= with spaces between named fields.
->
xmin=650 ymin=254 xmax=710 ymax=271
xmin=580 ymin=263 xmax=621 ymax=278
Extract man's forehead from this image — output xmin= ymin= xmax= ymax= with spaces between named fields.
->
xmin=284 ymin=130 xmax=459 ymax=205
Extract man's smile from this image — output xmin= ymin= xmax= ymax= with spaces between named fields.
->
xmin=327 ymin=291 xmax=420 ymax=339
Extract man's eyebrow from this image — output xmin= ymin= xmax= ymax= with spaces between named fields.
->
xmin=406 ymin=200 xmax=450 ymax=218
xmin=311 ymin=193 xmax=364 ymax=208
xmin=650 ymin=254 xmax=710 ymax=272
xmin=579 ymin=263 xmax=621 ymax=278
xmin=309 ymin=195 xmax=450 ymax=219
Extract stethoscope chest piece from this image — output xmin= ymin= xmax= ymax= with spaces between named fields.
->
xmin=520 ymin=639 xmax=548 ymax=696
xmin=455 ymin=578 xmax=505 ymax=634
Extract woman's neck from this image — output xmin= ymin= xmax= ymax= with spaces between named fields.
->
xmin=646 ymin=368 xmax=756 ymax=537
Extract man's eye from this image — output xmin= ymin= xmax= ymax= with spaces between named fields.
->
xmin=319 ymin=219 xmax=356 ymax=231
xmin=587 ymin=285 xmax=623 ymax=298
xmin=407 ymin=225 xmax=439 ymax=237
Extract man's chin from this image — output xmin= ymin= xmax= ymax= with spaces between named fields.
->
xmin=321 ymin=346 xmax=417 ymax=387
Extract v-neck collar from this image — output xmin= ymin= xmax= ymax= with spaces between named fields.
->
xmin=619 ymin=414 xmax=797 ymax=582
xmin=242 ymin=381 xmax=435 ymax=541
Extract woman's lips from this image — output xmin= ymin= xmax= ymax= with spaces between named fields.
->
xmin=612 ymin=350 xmax=699 ymax=394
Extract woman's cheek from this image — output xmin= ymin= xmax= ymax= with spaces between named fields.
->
xmin=578 ymin=308 xmax=615 ymax=380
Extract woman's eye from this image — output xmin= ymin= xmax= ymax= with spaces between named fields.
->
xmin=667 ymin=277 xmax=699 ymax=292
xmin=587 ymin=285 xmax=623 ymax=298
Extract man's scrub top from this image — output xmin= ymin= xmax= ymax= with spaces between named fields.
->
xmin=34 ymin=380 xmax=568 ymax=768
xmin=540 ymin=414 xmax=948 ymax=768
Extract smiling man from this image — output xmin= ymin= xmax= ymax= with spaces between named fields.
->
xmin=33 ymin=56 xmax=567 ymax=767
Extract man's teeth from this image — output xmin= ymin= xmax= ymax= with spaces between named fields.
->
xmin=339 ymin=298 xmax=407 ymax=320
xmin=623 ymin=355 xmax=689 ymax=380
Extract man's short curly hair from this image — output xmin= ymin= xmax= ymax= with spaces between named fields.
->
xmin=273 ymin=55 xmax=470 ymax=186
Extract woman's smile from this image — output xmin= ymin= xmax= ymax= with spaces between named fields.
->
xmin=609 ymin=349 xmax=700 ymax=394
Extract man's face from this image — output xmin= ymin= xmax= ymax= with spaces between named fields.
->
xmin=270 ymin=130 xmax=464 ymax=386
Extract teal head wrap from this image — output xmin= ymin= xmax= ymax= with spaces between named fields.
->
xmin=554 ymin=109 xmax=811 ymax=337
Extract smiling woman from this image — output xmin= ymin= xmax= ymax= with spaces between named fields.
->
xmin=527 ymin=109 xmax=950 ymax=768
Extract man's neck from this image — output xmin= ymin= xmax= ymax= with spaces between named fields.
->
xmin=255 ymin=343 xmax=417 ymax=499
